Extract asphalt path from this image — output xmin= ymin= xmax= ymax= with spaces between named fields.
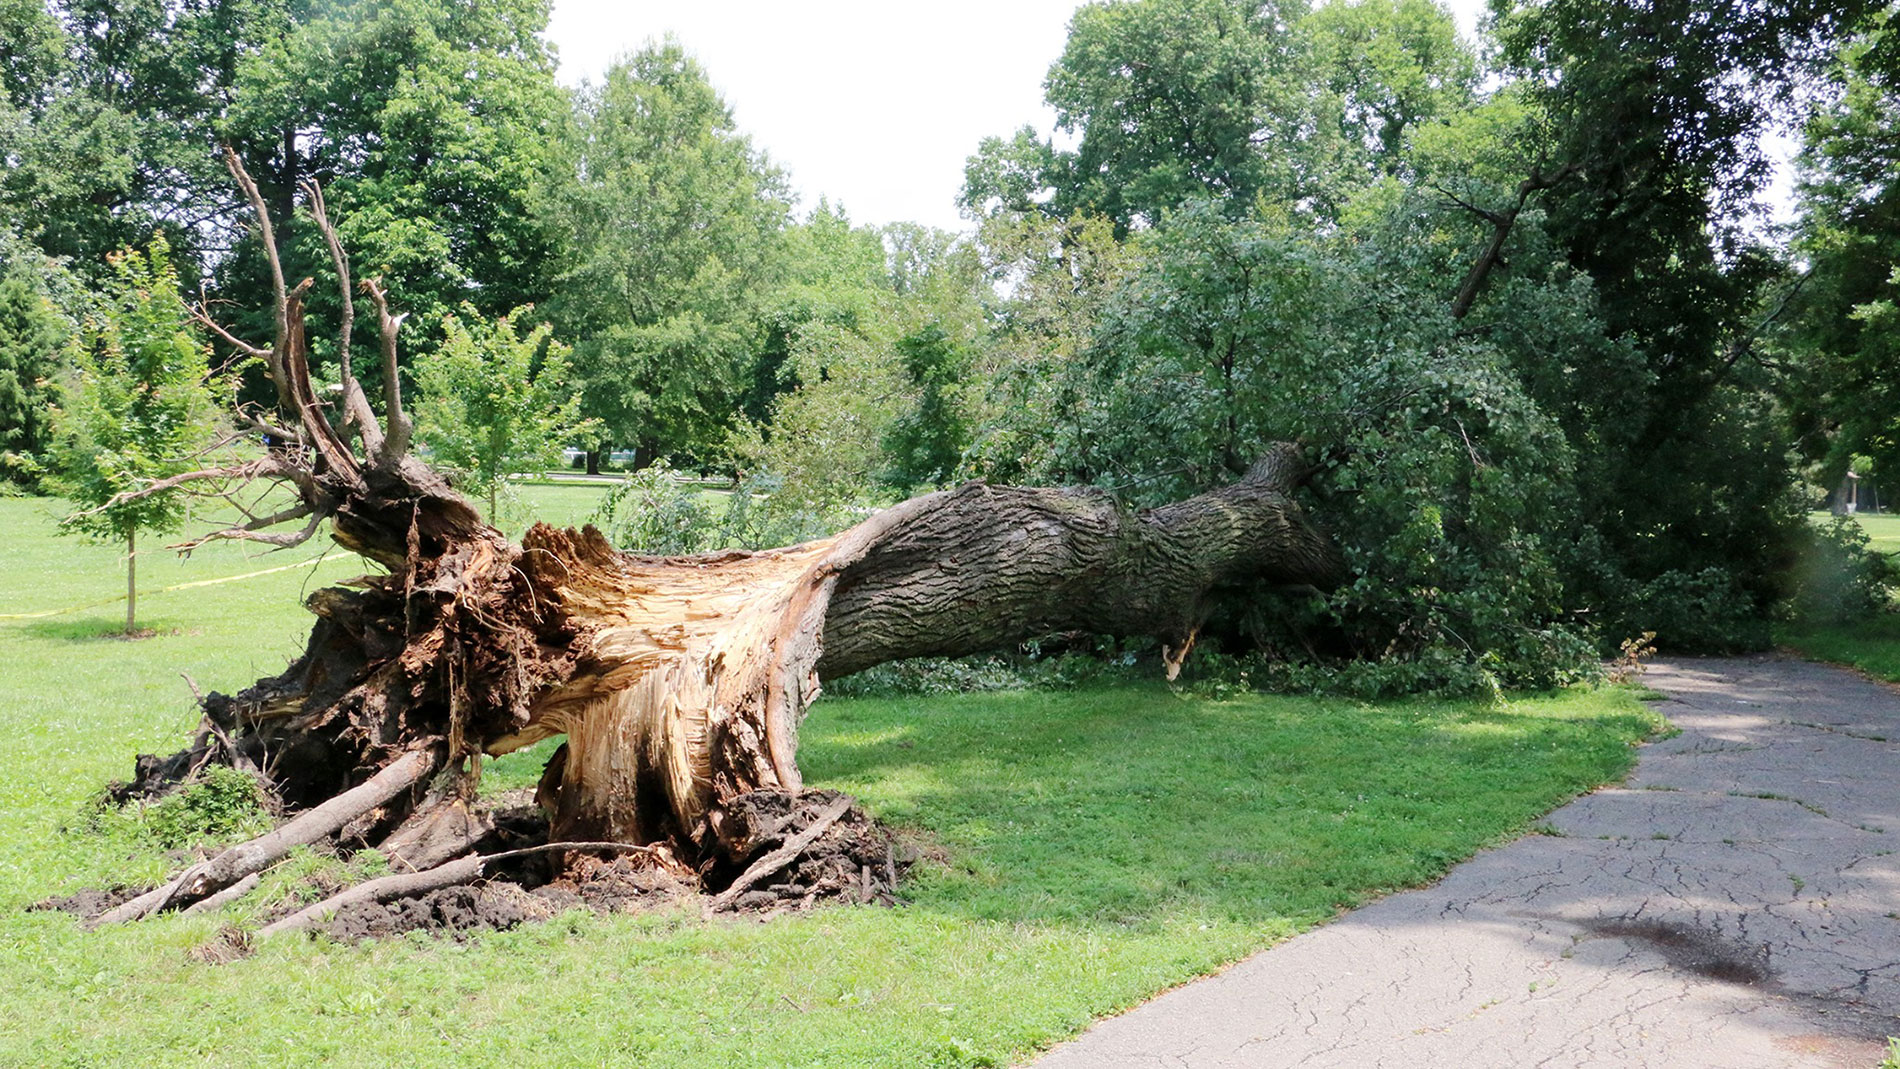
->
xmin=1031 ymin=657 xmax=1900 ymax=1068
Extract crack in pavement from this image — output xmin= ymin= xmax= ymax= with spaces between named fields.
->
xmin=1030 ymin=656 xmax=1900 ymax=1068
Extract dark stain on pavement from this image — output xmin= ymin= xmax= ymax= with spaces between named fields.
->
xmin=1586 ymin=918 xmax=1771 ymax=985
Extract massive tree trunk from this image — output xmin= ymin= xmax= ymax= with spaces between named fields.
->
xmin=94 ymin=151 xmax=1342 ymax=923
xmin=487 ymin=449 xmax=1337 ymax=850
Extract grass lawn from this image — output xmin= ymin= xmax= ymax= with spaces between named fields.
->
xmin=0 ymin=494 xmax=1663 ymax=1067
xmin=1780 ymin=611 xmax=1900 ymax=684
xmin=1847 ymin=510 xmax=1900 ymax=558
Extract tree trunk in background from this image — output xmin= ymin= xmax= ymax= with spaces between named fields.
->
xmin=125 ymin=529 xmax=135 ymax=634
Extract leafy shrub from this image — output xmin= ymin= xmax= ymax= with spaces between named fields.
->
xmin=1610 ymin=568 xmax=1772 ymax=653
xmin=141 ymin=765 xmax=270 ymax=849
xmin=1786 ymin=517 xmax=1893 ymax=624
xmin=826 ymin=639 xmax=1142 ymax=698
xmin=972 ymin=201 xmax=1602 ymax=693
xmin=718 ymin=472 xmax=863 ymax=550
xmin=590 ymin=460 xmax=719 ymax=554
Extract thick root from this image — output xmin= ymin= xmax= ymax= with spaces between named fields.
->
xmin=92 ymin=747 xmax=440 ymax=925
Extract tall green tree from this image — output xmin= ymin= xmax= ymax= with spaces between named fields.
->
xmin=1304 ymin=0 xmax=1476 ymax=181
xmin=219 ymin=0 xmax=571 ymax=340
xmin=964 ymin=0 xmax=1313 ymax=234
xmin=1477 ymin=0 xmax=1877 ymax=643
xmin=46 ymin=238 xmax=223 ymax=633
xmin=549 ymin=39 xmax=790 ymax=467
xmin=1787 ymin=5 xmax=1900 ymax=500
xmin=0 ymin=0 xmax=297 ymax=277
xmin=412 ymin=305 xmax=594 ymax=519
xmin=0 ymin=245 xmax=73 ymax=485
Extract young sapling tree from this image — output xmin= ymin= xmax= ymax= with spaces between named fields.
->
xmin=46 ymin=239 xmax=224 ymax=634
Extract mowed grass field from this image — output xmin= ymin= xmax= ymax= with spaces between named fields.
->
xmin=0 ymin=488 xmax=1664 ymax=1068
xmin=1849 ymin=510 xmax=1900 ymax=559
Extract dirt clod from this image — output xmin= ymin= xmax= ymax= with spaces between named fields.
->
xmin=704 ymin=788 xmax=910 ymax=912
xmin=324 ymin=882 xmax=559 ymax=941
xmin=31 ymin=885 xmax=143 ymax=919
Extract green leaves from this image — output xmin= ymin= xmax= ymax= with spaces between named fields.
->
xmin=1789 ymin=9 xmax=1900 ymax=496
xmin=411 ymin=305 xmax=594 ymax=520
xmin=46 ymin=237 xmax=224 ymax=546
xmin=0 ymin=244 xmax=73 ymax=482
xmin=548 ymin=39 xmax=791 ymax=462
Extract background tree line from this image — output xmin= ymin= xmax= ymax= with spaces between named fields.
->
xmin=2 ymin=0 xmax=1895 ymax=686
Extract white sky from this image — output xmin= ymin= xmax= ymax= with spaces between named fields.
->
xmin=543 ymin=0 xmax=1494 ymax=235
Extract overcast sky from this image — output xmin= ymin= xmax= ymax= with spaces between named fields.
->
xmin=543 ymin=1 xmax=1495 ymax=235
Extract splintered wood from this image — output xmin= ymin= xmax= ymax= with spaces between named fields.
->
xmin=503 ymin=527 xmax=846 ymax=846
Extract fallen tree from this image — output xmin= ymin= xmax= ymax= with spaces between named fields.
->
xmin=93 ymin=152 xmax=1343 ymax=926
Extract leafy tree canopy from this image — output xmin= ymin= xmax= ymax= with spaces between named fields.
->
xmin=547 ymin=38 xmax=791 ymax=464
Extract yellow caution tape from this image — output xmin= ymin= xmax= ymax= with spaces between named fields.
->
xmin=0 ymin=553 xmax=340 ymax=620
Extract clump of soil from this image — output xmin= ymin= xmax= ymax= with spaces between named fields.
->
xmin=323 ymin=881 xmax=562 ymax=941
xmin=703 ymin=788 xmax=911 ymax=912
xmin=31 ymin=885 xmax=142 ymax=918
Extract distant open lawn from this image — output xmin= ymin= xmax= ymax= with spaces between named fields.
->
xmin=1851 ymin=510 xmax=1900 ymax=559
xmin=0 ymin=493 xmax=1663 ymax=1067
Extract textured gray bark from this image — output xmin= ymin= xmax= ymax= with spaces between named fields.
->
xmin=816 ymin=450 xmax=1340 ymax=678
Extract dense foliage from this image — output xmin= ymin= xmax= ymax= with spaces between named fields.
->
xmin=412 ymin=306 xmax=595 ymax=518
xmin=43 ymin=240 xmax=222 ymax=630
xmin=7 ymin=0 xmax=1896 ymax=689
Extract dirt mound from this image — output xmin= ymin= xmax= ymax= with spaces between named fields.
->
xmin=323 ymin=881 xmax=561 ymax=941
xmin=52 ymin=788 xmax=920 ymax=948
xmin=705 ymin=788 xmax=909 ymax=912
xmin=31 ymin=885 xmax=142 ymax=918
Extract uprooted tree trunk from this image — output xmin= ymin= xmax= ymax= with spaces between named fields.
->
xmin=92 ymin=151 xmax=1343 ymax=926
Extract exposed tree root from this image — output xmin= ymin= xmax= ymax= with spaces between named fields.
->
xmin=259 ymin=841 xmax=660 ymax=936
xmin=707 ymin=794 xmax=854 ymax=912
xmin=179 ymin=873 xmax=261 ymax=916
xmin=91 ymin=747 xmax=440 ymax=925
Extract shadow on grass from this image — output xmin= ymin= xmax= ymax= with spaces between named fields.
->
xmin=12 ymin=616 xmax=194 ymax=642
xmin=1780 ymin=613 xmax=1900 ymax=683
xmin=796 ymin=684 xmax=1658 ymax=931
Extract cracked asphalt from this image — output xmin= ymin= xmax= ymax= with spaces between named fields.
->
xmin=1030 ymin=656 xmax=1900 ymax=1068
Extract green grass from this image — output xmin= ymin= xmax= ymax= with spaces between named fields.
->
xmin=1780 ymin=613 xmax=1900 ymax=684
xmin=0 ymin=495 xmax=1664 ymax=1067
xmin=1845 ymin=510 xmax=1900 ymax=559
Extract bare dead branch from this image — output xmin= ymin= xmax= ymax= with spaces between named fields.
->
xmin=1431 ymin=182 xmax=1506 ymax=227
xmin=301 ymin=179 xmax=387 ymax=457
xmin=178 ymin=873 xmax=261 ymax=916
xmin=222 ymin=147 xmax=294 ymax=414
xmin=64 ymin=459 xmax=287 ymax=521
xmin=172 ymin=509 xmax=324 ymax=553
xmin=233 ymin=406 xmax=303 ymax=445
xmin=708 ymin=795 xmax=854 ymax=912
xmin=92 ymin=747 xmax=443 ymax=926
xmin=364 ymin=277 xmax=412 ymax=461
xmin=300 ymin=180 xmax=353 ymax=386
xmin=191 ymin=301 xmax=271 ymax=361
xmin=258 ymin=841 xmax=661 ymax=937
